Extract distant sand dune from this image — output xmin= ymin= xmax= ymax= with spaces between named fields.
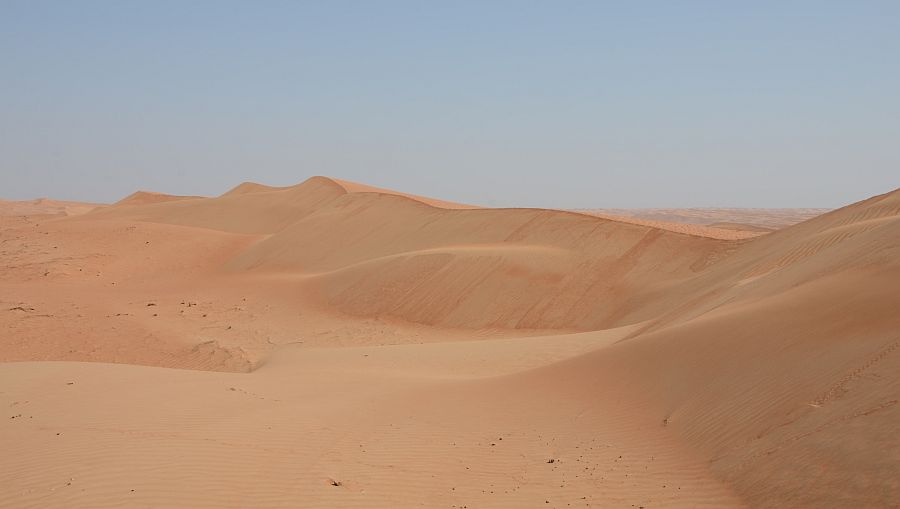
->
xmin=578 ymin=207 xmax=831 ymax=229
xmin=0 ymin=197 xmax=105 ymax=217
xmin=113 ymin=190 xmax=205 ymax=206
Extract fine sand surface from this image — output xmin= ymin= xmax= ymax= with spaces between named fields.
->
xmin=1 ymin=177 xmax=898 ymax=508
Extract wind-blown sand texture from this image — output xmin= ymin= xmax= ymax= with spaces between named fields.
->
xmin=1 ymin=176 xmax=898 ymax=508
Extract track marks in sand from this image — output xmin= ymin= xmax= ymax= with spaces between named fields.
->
xmin=743 ymin=218 xmax=894 ymax=279
xmin=810 ymin=337 xmax=900 ymax=408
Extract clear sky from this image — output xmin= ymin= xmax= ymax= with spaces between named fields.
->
xmin=1 ymin=1 xmax=898 ymax=208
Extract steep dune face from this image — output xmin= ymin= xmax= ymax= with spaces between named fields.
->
xmin=250 ymin=201 xmax=727 ymax=330
xmin=520 ymin=271 xmax=899 ymax=506
xmin=88 ymin=177 xmax=734 ymax=331
xmin=737 ymin=188 xmax=900 ymax=280
xmin=504 ymin=188 xmax=900 ymax=507
xmin=609 ymin=188 xmax=900 ymax=337
xmin=330 ymin=177 xmax=477 ymax=209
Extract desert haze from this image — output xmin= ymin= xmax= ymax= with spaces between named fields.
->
xmin=1 ymin=176 xmax=899 ymax=508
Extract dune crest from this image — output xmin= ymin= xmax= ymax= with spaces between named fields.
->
xmin=113 ymin=190 xmax=205 ymax=206
xmin=0 ymin=198 xmax=105 ymax=217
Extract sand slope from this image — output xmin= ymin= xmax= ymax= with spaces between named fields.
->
xmin=113 ymin=191 xmax=205 ymax=206
xmin=91 ymin=177 xmax=734 ymax=330
xmin=517 ymin=188 xmax=900 ymax=506
xmin=1 ymin=177 xmax=898 ymax=507
xmin=579 ymin=207 xmax=831 ymax=229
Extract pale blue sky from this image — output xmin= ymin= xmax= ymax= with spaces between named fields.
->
xmin=1 ymin=1 xmax=898 ymax=207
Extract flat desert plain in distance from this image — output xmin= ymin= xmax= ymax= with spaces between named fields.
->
xmin=1 ymin=177 xmax=898 ymax=508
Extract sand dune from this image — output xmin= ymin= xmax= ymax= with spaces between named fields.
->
xmin=113 ymin=191 xmax=206 ymax=206
xmin=0 ymin=198 xmax=104 ymax=217
xmin=91 ymin=177 xmax=733 ymax=330
xmin=1 ymin=177 xmax=898 ymax=507
xmin=330 ymin=177 xmax=477 ymax=209
xmin=706 ymin=222 xmax=774 ymax=233
xmin=578 ymin=207 xmax=831 ymax=229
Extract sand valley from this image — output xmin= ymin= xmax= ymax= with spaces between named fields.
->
xmin=2 ymin=177 xmax=898 ymax=508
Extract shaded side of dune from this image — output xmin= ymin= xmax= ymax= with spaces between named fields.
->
xmin=88 ymin=176 xmax=737 ymax=331
xmin=495 ymin=188 xmax=900 ymax=507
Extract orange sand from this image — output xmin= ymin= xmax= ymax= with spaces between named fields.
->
xmin=1 ymin=177 xmax=898 ymax=508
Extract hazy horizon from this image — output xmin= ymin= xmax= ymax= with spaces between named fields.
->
xmin=2 ymin=1 xmax=898 ymax=208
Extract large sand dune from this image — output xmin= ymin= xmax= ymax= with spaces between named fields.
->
xmin=1 ymin=177 xmax=898 ymax=507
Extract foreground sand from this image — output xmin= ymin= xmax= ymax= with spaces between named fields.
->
xmin=2 ymin=177 xmax=898 ymax=507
